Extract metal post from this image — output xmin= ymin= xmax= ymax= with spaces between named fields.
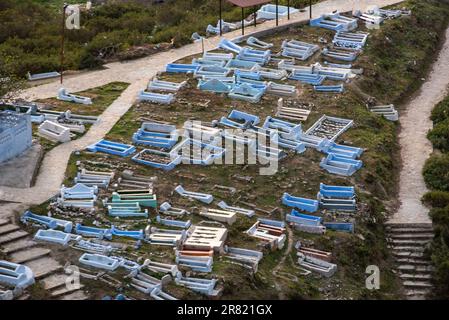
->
xmin=254 ymin=6 xmax=257 ymax=28
xmin=60 ymin=3 xmax=68 ymax=84
xmin=241 ymin=7 xmax=245 ymax=35
xmin=309 ymin=0 xmax=312 ymax=20
xmin=219 ymin=0 xmax=223 ymax=36
xmin=201 ymin=37 xmax=205 ymax=55
xmin=288 ymin=0 xmax=290 ymax=20
xmin=276 ymin=0 xmax=279 ymax=26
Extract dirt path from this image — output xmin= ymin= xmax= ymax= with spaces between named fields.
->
xmin=272 ymin=228 xmax=294 ymax=300
xmin=390 ymin=27 xmax=449 ymax=223
xmin=0 ymin=0 xmax=403 ymax=207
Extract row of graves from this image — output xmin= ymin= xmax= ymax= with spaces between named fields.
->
xmin=142 ymin=10 xmax=404 ymax=121
xmin=3 ymin=7 xmax=411 ymax=300
xmin=15 ymin=98 xmax=364 ymax=298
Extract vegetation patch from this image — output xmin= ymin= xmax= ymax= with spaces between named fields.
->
xmin=423 ymin=93 xmax=449 ymax=298
xmin=0 ymin=0 xmax=319 ymax=77
xmin=33 ymin=81 xmax=129 ymax=153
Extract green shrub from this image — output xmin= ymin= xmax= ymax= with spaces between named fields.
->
xmin=423 ymin=154 xmax=449 ymax=191
xmin=431 ymin=236 xmax=449 ymax=298
xmin=423 ymin=191 xmax=449 ymax=208
xmin=358 ymin=0 xmax=449 ymax=102
xmin=428 ymin=118 xmax=449 ymax=151
xmin=427 ymin=202 xmax=449 ymax=298
xmin=427 ymin=96 xmax=449 ymax=299
xmin=0 ymin=0 xmax=248 ymax=77
xmin=431 ymin=96 xmax=449 ymax=124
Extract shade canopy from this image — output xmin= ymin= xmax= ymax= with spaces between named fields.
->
xmin=225 ymin=0 xmax=272 ymax=8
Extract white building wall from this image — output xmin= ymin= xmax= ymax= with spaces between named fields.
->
xmin=0 ymin=111 xmax=32 ymax=164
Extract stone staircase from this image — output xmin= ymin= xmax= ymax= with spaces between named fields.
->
xmin=386 ymin=223 xmax=434 ymax=299
xmin=0 ymin=218 xmax=88 ymax=300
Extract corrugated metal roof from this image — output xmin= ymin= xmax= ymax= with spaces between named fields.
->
xmin=225 ymin=0 xmax=272 ymax=8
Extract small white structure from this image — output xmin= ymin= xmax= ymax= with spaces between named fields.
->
xmin=142 ymin=259 xmax=179 ymax=277
xmin=34 ymin=229 xmax=73 ymax=246
xmin=174 ymin=185 xmax=214 ymax=204
xmin=266 ymin=82 xmax=298 ymax=97
xmin=147 ymin=79 xmax=187 ymax=92
xmin=0 ymin=260 xmax=35 ymax=289
xmin=57 ymin=88 xmax=92 ymax=105
xmin=297 ymin=252 xmax=337 ymax=277
xmin=183 ymin=121 xmax=222 ymax=142
xmin=59 ymin=122 xmax=85 ymax=133
xmin=0 ymin=111 xmax=32 ymax=164
xmin=27 ymin=71 xmax=60 ymax=81
xmin=276 ymin=99 xmax=311 ymax=122
xmin=369 ymin=104 xmax=399 ymax=121
xmin=147 ymin=227 xmax=185 ymax=247
xmin=60 ymin=183 xmax=97 ymax=200
xmin=246 ymin=219 xmax=286 ymax=250
xmin=38 ymin=120 xmax=71 ymax=142
xmin=159 ymin=202 xmax=189 ymax=217
xmin=217 ymin=201 xmax=255 ymax=217
xmin=257 ymin=4 xmax=299 ymax=20
xmin=281 ymin=40 xmax=320 ymax=60
xmin=199 ymin=208 xmax=237 ymax=225
xmin=184 ymin=226 xmax=228 ymax=252
xmin=79 ymin=253 xmax=121 ymax=271
xmin=138 ymin=90 xmax=175 ymax=104
xmin=247 ymin=36 xmax=273 ymax=49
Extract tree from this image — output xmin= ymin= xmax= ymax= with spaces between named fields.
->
xmin=0 ymin=53 xmax=24 ymax=99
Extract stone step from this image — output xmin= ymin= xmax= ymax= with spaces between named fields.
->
xmin=0 ymin=230 xmax=29 ymax=245
xmin=405 ymin=289 xmax=431 ymax=298
xmin=0 ymin=224 xmax=19 ymax=236
xmin=0 ymin=218 xmax=10 ymax=226
xmin=396 ymin=258 xmax=431 ymax=265
xmin=387 ymin=227 xmax=434 ymax=234
xmin=388 ymin=239 xmax=431 ymax=246
xmin=399 ymin=273 xmax=432 ymax=281
xmin=389 ymin=233 xmax=434 ymax=240
xmin=403 ymin=280 xmax=433 ymax=289
xmin=40 ymin=273 xmax=69 ymax=291
xmin=393 ymin=251 xmax=427 ymax=258
xmin=10 ymin=247 xmax=51 ymax=264
xmin=385 ymin=223 xmax=433 ymax=229
xmin=17 ymin=294 xmax=31 ymax=300
xmin=24 ymin=257 xmax=62 ymax=279
xmin=392 ymin=246 xmax=426 ymax=253
xmin=59 ymin=290 xmax=88 ymax=300
xmin=406 ymin=294 xmax=429 ymax=300
xmin=1 ymin=239 xmax=38 ymax=254
xmin=397 ymin=265 xmax=434 ymax=273
xmin=51 ymin=284 xmax=85 ymax=298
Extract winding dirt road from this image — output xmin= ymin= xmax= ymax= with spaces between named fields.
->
xmin=390 ymin=27 xmax=449 ymax=223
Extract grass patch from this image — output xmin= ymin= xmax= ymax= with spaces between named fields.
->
xmin=423 ymin=93 xmax=449 ymax=298
xmin=32 ymin=82 xmax=129 ymax=152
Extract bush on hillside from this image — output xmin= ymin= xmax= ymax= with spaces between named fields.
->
xmin=431 ymin=236 xmax=449 ymax=299
xmin=359 ymin=0 xmax=449 ymax=102
xmin=423 ymin=191 xmax=449 ymax=208
xmin=431 ymin=96 xmax=449 ymax=124
xmin=0 ymin=0 xmax=242 ymax=76
xmin=428 ymin=119 xmax=449 ymax=152
xmin=423 ymin=154 xmax=449 ymax=191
